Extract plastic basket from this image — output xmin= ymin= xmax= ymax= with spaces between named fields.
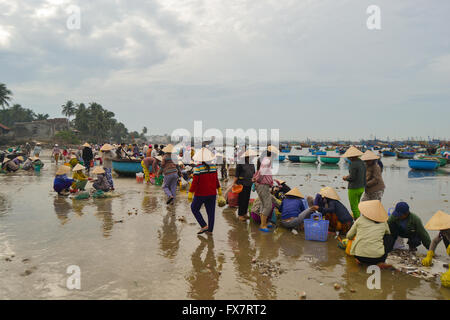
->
xmin=304 ymin=212 xmax=329 ymax=242
xmin=155 ymin=175 xmax=164 ymax=186
xmin=34 ymin=165 xmax=41 ymax=172
xmin=136 ymin=172 xmax=144 ymax=183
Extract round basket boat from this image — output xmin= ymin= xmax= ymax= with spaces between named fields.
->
xmin=299 ymin=155 xmax=318 ymax=163
xmin=112 ymin=159 xmax=143 ymax=176
xmin=320 ymin=156 xmax=340 ymax=164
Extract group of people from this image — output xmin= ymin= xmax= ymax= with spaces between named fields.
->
xmin=3 ymin=140 xmax=449 ymax=288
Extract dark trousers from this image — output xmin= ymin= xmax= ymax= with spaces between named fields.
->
xmin=356 ymin=234 xmax=394 ymax=265
xmin=191 ymin=195 xmax=216 ymax=232
xmin=238 ymin=185 xmax=252 ymax=216
xmin=83 ymin=158 xmax=91 ymax=174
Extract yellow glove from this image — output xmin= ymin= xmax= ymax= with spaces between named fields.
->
xmin=421 ymin=250 xmax=434 ymax=267
xmin=188 ymin=192 xmax=193 ymax=203
xmin=441 ymin=268 xmax=450 ymax=288
xmin=447 ymin=244 xmax=450 ymax=256
xmin=217 ymin=187 xmax=222 ymax=196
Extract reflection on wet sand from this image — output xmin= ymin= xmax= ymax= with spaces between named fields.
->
xmin=222 ymin=207 xmax=279 ymax=299
xmin=158 ymin=206 xmax=180 ymax=260
xmin=94 ymin=198 xmax=114 ymax=238
xmin=53 ymin=196 xmax=72 ymax=224
xmin=71 ymin=198 xmax=87 ymax=217
xmin=187 ymin=236 xmax=223 ymax=300
xmin=141 ymin=193 xmax=158 ymax=214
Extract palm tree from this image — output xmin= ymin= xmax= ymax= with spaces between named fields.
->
xmin=0 ymin=83 xmax=12 ymax=109
xmin=61 ymin=100 xmax=76 ymax=119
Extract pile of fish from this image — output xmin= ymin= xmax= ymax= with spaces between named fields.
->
xmin=386 ymin=249 xmax=446 ymax=281
xmin=251 ymin=259 xmax=285 ymax=277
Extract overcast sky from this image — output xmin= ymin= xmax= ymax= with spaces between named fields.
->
xmin=1 ymin=0 xmax=449 ymax=140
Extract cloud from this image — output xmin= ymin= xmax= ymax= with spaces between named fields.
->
xmin=1 ymin=0 xmax=449 ymax=140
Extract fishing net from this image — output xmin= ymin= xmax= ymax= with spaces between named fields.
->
xmin=74 ymin=192 xmax=90 ymax=200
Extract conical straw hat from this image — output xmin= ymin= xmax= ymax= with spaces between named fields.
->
xmin=267 ymin=145 xmax=279 ymax=154
xmin=285 ymin=187 xmax=304 ymax=198
xmin=83 ymin=143 xmax=91 ymax=148
xmin=155 ymin=155 xmax=163 ymax=162
xmin=56 ymin=165 xmax=71 ymax=175
xmin=319 ymin=186 xmax=340 ymax=201
xmin=425 ymin=210 xmax=450 ymax=230
xmin=341 ymin=146 xmax=363 ymax=158
xmin=3 ymin=158 xmax=11 ymax=164
xmin=358 ymin=200 xmax=388 ymax=222
xmin=92 ymin=166 xmax=105 ymax=174
xmin=192 ymin=148 xmax=216 ymax=162
xmin=17 ymin=156 xmax=24 ymax=161
xmin=72 ymin=164 xmax=85 ymax=171
xmin=162 ymin=144 xmax=175 ymax=153
xmin=100 ymin=143 xmax=113 ymax=151
xmin=361 ymin=150 xmax=380 ymax=161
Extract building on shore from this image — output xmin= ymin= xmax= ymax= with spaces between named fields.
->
xmin=2 ymin=118 xmax=70 ymax=144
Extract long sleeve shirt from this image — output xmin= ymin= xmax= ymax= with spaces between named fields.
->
xmin=347 ymin=158 xmax=366 ymax=189
xmin=253 ymin=156 xmax=273 ymax=185
xmin=346 ymin=215 xmax=390 ymax=258
xmin=319 ymin=198 xmax=354 ymax=223
xmin=388 ymin=212 xmax=431 ymax=249
xmin=189 ymin=164 xmax=220 ymax=196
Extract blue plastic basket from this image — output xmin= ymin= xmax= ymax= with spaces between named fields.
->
xmin=304 ymin=212 xmax=329 ymax=242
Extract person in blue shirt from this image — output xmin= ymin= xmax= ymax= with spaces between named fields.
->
xmin=278 ymin=187 xmax=317 ymax=230
xmin=314 ymin=186 xmax=354 ymax=235
xmin=53 ymin=166 xmax=74 ymax=195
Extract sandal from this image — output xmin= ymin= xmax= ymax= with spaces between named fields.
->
xmin=197 ymin=227 xmax=208 ymax=234
xmin=259 ymin=228 xmax=270 ymax=233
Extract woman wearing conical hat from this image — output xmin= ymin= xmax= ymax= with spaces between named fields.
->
xmin=71 ymin=163 xmax=88 ymax=192
xmin=253 ymin=145 xmax=279 ymax=232
xmin=188 ymin=148 xmax=222 ymax=235
xmin=278 ymin=187 xmax=318 ymax=231
xmin=92 ymin=166 xmax=111 ymax=192
xmin=421 ymin=210 xmax=450 ymax=288
xmin=52 ymin=144 xmax=61 ymax=166
xmin=315 ymin=186 xmax=354 ymax=236
xmin=346 ymin=200 xmax=392 ymax=268
xmin=2 ymin=157 xmax=19 ymax=172
xmin=53 ymin=165 xmax=74 ymax=196
xmin=101 ymin=144 xmax=115 ymax=191
xmin=82 ymin=143 xmax=94 ymax=175
xmin=341 ymin=146 xmax=366 ymax=219
xmin=360 ymin=150 xmax=385 ymax=201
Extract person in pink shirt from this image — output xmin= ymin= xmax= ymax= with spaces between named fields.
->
xmin=252 ymin=145 xmax=279 ymax=232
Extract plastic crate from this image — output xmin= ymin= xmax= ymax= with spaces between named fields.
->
xmin=304 ymin=212 xmax=329 ymax=242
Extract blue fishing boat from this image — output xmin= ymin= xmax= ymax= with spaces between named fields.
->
xmin=397 ymin=152 xmax=415 ymax=159
xmin=312 ymin=151 xmax=327 ymax=156
xmin=278 ymin=155 xmax=286 ymax=162
xmin=288 ymin=155 xmax=301 ymax=162
xmin=382 ymin=151 xmax=396 ymax=157
xmin=320 ymin=156 xmax=340 ymax=164
xmin=408 ymin=159 xmax=439 ymax=171
xmin=112 ymin=159 xmax=143 ymax=176
xmin=281 ymin=149 xmax=291 ymax=153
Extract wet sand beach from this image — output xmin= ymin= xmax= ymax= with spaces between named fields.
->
xmin=0 ymin=150 xmax=449 ymax=300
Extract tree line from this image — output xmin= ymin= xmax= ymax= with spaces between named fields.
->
xmin=0 ymin=83 xmax=147 ymax=144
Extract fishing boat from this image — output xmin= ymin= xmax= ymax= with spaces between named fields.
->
xmin=382 ymin=151 xmax=396 ymax=157
xmin=112 ymin=159 xmax=143 ymax=176
xmin=408 ymin=159 xmax=439 ymax=171
xmin=418 ymin=156 xmax=447 ymax=167
xmin=397 ymin=151 xmax=415 ymax=159
xmin=280 ymin=143 xmax=291 ymax=153
xmin=288 ymin=155 xmax=301 ymax=162
xmin=299 ymin=155 xmax=318 ymax=163
xmin=312 ymin=151 xmax=327 ymax=156
xmin=278 ymin=155 xmax=286 ymax=162
xmin=319 ymin=156 xmax=340 ymax=164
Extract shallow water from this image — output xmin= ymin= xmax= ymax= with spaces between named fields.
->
xmin=0 ymin=150 xmax=449 ymax=300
